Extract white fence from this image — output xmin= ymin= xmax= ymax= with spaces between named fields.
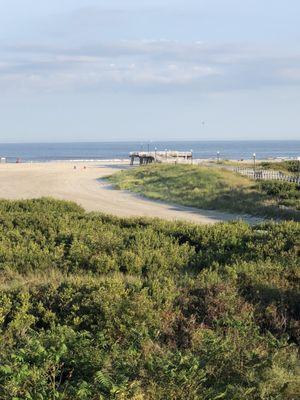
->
xmin=234 ymin=167 xmax=300 ymax=184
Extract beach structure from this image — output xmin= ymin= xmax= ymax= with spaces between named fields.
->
xmin=130 ymin=150 xmax=193 ymax=165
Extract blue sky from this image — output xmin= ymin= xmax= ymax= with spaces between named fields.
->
xmin=0 ymin=0 xmax=300 ymax=142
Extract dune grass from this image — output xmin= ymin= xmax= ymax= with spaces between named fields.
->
xmin=108 ymin=164 xmax=300 ymax=220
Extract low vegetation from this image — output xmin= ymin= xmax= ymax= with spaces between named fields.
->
xmin=0 ymin=198 xmax=299 ymax=399
xmin=108 ymin=164 xmax=300 ymax=220
xmin=217 ymin=160 xmax=300 ymax=175
xmin=260 ymin=160 xmax=300 ymax=175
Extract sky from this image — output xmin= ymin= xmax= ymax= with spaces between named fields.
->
xmin=0 ymin=0 xmax=300 ymax=142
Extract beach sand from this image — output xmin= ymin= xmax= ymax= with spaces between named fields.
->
xmin=0 ymin=161 xmax=261 ymax=224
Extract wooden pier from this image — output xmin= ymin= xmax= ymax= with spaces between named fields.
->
xmin=130 ymin=151 xmax=193 ymax=165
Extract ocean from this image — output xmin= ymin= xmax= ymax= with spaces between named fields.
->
xmin=0 ymin=141 xmax=299 ymax=163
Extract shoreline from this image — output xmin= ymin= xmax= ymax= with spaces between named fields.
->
xmin=1 ymin=156 xmax=297 ymax=165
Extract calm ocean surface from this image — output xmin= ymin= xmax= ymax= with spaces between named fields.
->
xmin=0 ymin=141 xmax=299 ymax=163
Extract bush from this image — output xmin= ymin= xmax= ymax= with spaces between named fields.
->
xmin=284 ymin=160 xmax=300 ymax=173
xmin=260 ymin=160 xmax=300 ymax=174
xmin=259 ymin=181 xmax=299 ymax=199
xmin=0 ymin=199 xmax=299 ymax=399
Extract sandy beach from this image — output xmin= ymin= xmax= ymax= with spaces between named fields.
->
xmin=0 ymin=161 xmax=262 ymax=224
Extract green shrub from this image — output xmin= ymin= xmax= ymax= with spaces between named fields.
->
xmin=0 ymin=199 xmax=299 ymax=399
xmin=259 ymin=180 xmax=299 ymax=199
xmin=260 ymin=160 xmax=300 ymax=174
xmin=284 ymin=160 xmax=300 ymax=173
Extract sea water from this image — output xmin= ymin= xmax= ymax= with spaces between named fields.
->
xmin=0 ymin=141 xmax=299 ymax=163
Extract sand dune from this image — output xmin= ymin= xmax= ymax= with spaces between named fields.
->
xmin=0 ymin=161 xmax=261 ymax=224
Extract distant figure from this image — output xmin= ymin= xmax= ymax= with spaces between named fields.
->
xmin=84 ymin=166 xmax=87 ymax=170
xmin=16 ymin=158 xmax=20 ymax=163
xmin=73 ymin=165 xmax=77 ymax=170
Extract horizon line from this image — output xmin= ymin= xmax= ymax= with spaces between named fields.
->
xmin=1 ymin=139 xmax=300 ymax=145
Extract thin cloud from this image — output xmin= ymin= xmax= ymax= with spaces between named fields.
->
xmin=0 ymin=40 xmax=300 ymax=93
xmin=279 ymin=67 xmax=300 ymax=81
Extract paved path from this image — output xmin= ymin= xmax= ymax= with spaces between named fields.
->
xmin=0 ymin=161 xmax=262 ymax=224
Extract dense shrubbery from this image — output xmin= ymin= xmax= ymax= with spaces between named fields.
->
xmin=0 ymin=198 xmax=299 ymax=399
xmin=108 ymin=164 xmax=300 ymax=218
xmin=259 ymin=180 xmax=299 ymax=199
xmin=260 ymin=160 xmax=300 ymax=174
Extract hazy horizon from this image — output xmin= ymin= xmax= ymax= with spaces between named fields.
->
xmin=1 ymin=139 xmax=300 ymax=145
xmin=1 ymin=1 xmax=300 ymax=142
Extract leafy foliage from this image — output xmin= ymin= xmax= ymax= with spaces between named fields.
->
xmin=260 ymin=160 xmax=300 ymax=174
xmin=259 ymin=180 xmax=299 ymax=199
xmin=0 ymin=198 xmax=299 ymax=399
